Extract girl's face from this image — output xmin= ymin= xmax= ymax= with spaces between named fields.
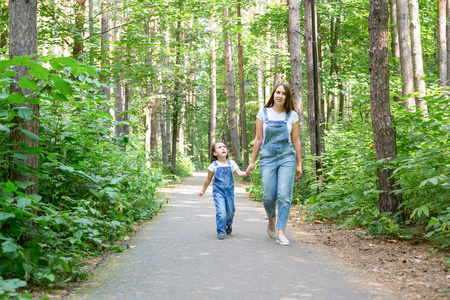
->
xmin=273 ymin=85 xmax=287 ymax=109
xmin=213 ymin=142 xmax=228 ymax=159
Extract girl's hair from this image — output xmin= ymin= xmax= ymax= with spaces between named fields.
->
xmin=210 ymin=141 xmax=230 ymax=162
xmin=263 ymin=83 xmax=295 ymax=113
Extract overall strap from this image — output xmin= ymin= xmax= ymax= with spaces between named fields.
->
xmin=263 ymin=108 xmax=269 ymax=124
xmin=213 ymin=160 xmax=218 ymax=166
xmin=226 ymin=159 xmax=231 ymax=166
xmin=285 ymin=110 xmax=292 ymax=123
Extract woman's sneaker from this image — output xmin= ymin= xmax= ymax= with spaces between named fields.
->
xmin=226 ymin=225 xmax=232 ymax=234
xmin=217 ymin=232 xmax=225 ymax=239
xmin=267 ymin=223 xmax=275 ymax=237
xmin=276 ymin=234 xmax=290 ymax=246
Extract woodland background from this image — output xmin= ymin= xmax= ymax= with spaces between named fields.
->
xmin=0 ymin=0 xmax=449 ymax=297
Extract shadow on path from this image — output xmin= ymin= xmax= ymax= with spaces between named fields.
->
xmin=65 ymin=172 xmax=394 ymax=300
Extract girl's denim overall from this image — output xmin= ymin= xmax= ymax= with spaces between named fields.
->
xmin=212 ymin=159 xmax=235 ymax=234
xmin=259 ymin=108 xmax=296 ymax=230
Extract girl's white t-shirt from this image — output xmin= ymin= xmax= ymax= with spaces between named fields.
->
xmin=207 ymin=159 xmax=239 ymax=174
xmin=256 ymin=107 xmax=299 ymax=142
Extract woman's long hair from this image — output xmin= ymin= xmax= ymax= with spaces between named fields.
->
xmin=210 ymin=141 xmax=230 ymax=163
xmin=263 ymin=83 xmax=295 ymax=113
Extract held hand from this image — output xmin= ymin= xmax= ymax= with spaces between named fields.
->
xmin=246 ymin=163 xmax=255 ymax=176
xmin=199 ymin=191 xmax=204 ymax=196
xmin=295 ymin=165 xmax=303 ymax=180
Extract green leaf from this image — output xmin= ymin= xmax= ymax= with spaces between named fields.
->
xmin=59 ymin=166 xmax=75 ymax=172
xmin=17 ymin=77 xmax=37 ymax=91
xmin=54 ymin=76 xmax=73 ymax=96
xmin=12 ymin=153 xmax=30 ymax=160
xmin=0 ymin=92 xmax=9 ymax=99
xmin=17 ymin=106 xmax=34 ymax=121
xmin=0 ymin=59 xmax=14 ymax=73
xmin=0 ymin=212 xmax=15 ymax=221
xmin=429 ymin=178 xmax=439 ymax=185
xmin=2 ymin=240 xmax=18 ymax=253
xmin=4 ymin=181 xmax=18 ymax=193
xmin=18 ymin=127 xmax=40 ymax=141
xmin=14 ymin=181 xmax=35 ymax=189
xmin=28 ymin=64 xmax=49 ymax=80
xmin=0 ymin=277 xmax=27 ymax=294
xmin=6 ymin=93 xmax=25 ymax=105
xmin=0 ymin=124 xmax=10 ymax=133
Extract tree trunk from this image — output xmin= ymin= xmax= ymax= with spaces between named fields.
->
xmin=113 ymin=22 xmax=123 ymax=138
xmin=369 ymin=0 xmax=403 ymax=220
xmin=73 ymin=0 xmax=86 ymax=60
xmin=123 ymin=82 xmax=130 ymax=135
xmin=209 ymin=14 xmax=217 ymax=160
xmin=438 ymin=0 xmax=447 ymax=85
xmin=408 ymin=0 xmax=428 ymax=116
xmin=288 ymin=0 xmax=306 ymax=157
xmin=171 ymin=17 xmax=182 ymax=173
xmin=101 ymin=0 xmax=110 ymax=103
xmin=1 ymin=7 xmax=8 ymax=50
xmin=161 ymin=26 xmax=171 ymax=168
xmin=223 ymin=6 xmax=241 ymax=165
xmin=447 ymin=0 xmax=450 ymax=86
xmin=9 ymin=0 xmax=39 ymax=195
xmin=88 ymin=0 xmax=94 ymax=64
xmin=304 ymin=0 xmax=317 ymax=157
xmin=389 ymin=0 xmax=400 ymax=59
xmin=396 ymin=0 xmax=415 ymax=109
xmin=237 ymin=1 xmax=248 ymax=167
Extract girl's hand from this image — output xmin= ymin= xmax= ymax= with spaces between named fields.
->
xmin=246 ymin=163 xmax=255 ymax=175
xmin=295 ymin=165 xmax=303 ymax=180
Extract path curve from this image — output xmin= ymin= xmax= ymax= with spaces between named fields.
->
xmin=65 ymin=172 xmax=393 ymax=300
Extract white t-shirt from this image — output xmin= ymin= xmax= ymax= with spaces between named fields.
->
xmin=207 ymin=159 xmax=239 ymax=174
xmin=256 ymin=107 xmax=299 ymax=142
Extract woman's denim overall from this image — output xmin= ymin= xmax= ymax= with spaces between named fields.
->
xmin=259 ymin=108 xmax=296 ymax=230
xmin=212 ymin=159 xmax=235 ymax=234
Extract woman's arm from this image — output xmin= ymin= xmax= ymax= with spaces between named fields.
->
xmin=291 ymin=121 xmax=303 ymax=180
xmin=199 ymin=170 xmax=214 ymax=196
xmin=246 ymin=118 xmax=263 ymax=175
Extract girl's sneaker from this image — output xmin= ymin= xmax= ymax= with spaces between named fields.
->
xmin=226 ymin=225 xmax=232 ymax=234
xmin=217 ymin=232 xmax=225 ymax=239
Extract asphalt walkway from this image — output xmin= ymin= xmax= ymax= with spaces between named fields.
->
xmin=66 ymin=172 xmax=393 ymax=300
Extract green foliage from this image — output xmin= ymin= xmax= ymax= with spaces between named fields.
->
xmin=0 ymin=56 xmax=164 ymax=294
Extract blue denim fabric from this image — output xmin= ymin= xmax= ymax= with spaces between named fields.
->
xmin=212 ymin=159 xmax=235 ymax=234
xmin=259 ymin=108 xmax=296 ymax=230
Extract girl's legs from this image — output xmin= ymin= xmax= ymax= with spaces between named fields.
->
xmin=224 ymin=188 xmax=235 ymax=228
xmin=213 ymin=189 xmax=227 ymax=235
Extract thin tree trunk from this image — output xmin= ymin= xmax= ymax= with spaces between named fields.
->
xmin=288 ymin=0 xmax=306 ymax=157
xmin=396 ymin=0 xmax=415 ymax=109
xmin=237 ymin=1 xmax=248 ymax=167
xmin=223 ymin=6 xmax=241 ymax=165
xmin=113 ymin=20 xmax=123 ymax=138
xmin=408 ymin=0 xmax=428 ymax=116
xmin=9 ymin=0 xmax=39 ymax=195
xmin=438 ymin=0 xmax=447 ymax=85
xmin=88 ymin=0 xmax=94 ymax=64
xmin=369 ymin=0 xmax=403 ymax=220
xmin=171 ymin=16 xmax=182 ymax=173
xmin=123 ymin=82 xmax=130 ymax=135
xmin=161 ymin=25 xmax=171 ymax=168
xmin=73 ymin=0 xmax=86 ymax=60
xmin=447 ymin=0 xmax=450 ymax=86
xmin=209 ymin=14 xmax=217 ymax=159
xmin=389 ymin=0 xmax=400 ymax=59
xmin=101 ymin=0 xmax=110 ymax=103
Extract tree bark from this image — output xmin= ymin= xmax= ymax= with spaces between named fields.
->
xmin=237 ymin=1 xmax=248 ymax=167
xmin=408 ymin=0 xmax=428 ymax=116
xmin=369 ymin=0 xmax=403 ymax=220
xmin=288 ymin=0 xmax=306 ymax=157
xmin=9 ymin=0 xmax=39 ymax=195
xmin=73 ymin=0 xmax=86 ymax=60
xmin=101 ymin=0 xmax=110 ymax=103
xmin=171 ymin=16 xmax=182 ymax=173
xmin=223 ymin=6 xmax=241 ymax=165
xmin=209 ymin=14 xmax=217 ymax=159
xmin=438 ymin=0 xmax=447 ymax=85
xmin=161 ymin=25 xmax=171 ymax=167
xmin=389 ymin=0 xmax=400 ymax=59
xmin=447 ymin=0 xmax=450 ymax=86
xmin=396 ymin=0 xmax=415 ymax=109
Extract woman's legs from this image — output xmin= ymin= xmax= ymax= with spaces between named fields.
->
xmin=275 ymin=162 xmax=296 ymax=231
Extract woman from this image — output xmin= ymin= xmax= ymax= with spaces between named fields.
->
xmin=246 ymin=83 xmax=302 ymax=246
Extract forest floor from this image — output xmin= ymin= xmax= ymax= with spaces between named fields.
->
xmin=288 ymin=205 xmax=450 ymax=300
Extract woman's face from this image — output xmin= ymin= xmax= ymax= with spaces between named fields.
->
xmin=273 ymin=85 xmax=287 ymax=109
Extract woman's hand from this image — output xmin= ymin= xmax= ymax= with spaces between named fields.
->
xmin=246 ymin=163 xmax=255 ymax=175
xmin=295 ymin=165 xmax=303 ymax=180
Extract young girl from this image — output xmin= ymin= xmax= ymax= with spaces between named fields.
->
xmin=199 ymin=141 xmax=248 ymax=239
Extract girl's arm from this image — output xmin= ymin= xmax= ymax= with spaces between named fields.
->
xmin=235 ymin=168 xmax=249 ymax=178
xmin=246 ymin=118 xmax=263 ymax=175
xmin=291 ymin=121 xmax=303 ymax=180
xmin=199 ymin=170 xmax=214 ymax=196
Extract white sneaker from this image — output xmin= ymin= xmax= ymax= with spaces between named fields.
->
xmin=276 ymin=234 xmax=290 ymax=246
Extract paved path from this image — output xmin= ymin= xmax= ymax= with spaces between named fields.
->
xmin=66 ymin=172 xmax=392 ymax=300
